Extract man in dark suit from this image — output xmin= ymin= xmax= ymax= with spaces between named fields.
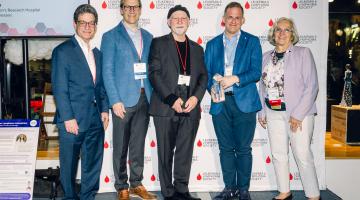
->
xmin=148 ymin=5 xmax=208 ymax=200
xmin=51 ymin=4 xmax=109 ymax=200
xmin=205 ymin=2 xmax=262 ymax=200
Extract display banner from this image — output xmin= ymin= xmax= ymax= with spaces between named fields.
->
xmin=0 ymin=120 xmax=40 ymax=200
xmin=91 ymin=0 xmax=328 ymax=192
xmin=0 ymin=0 xmax=88 ymax=37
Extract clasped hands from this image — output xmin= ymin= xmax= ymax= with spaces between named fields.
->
xmin=211 ymin=75 xmax=239 ymax=103
xmin=172 ymin=96 xmax=198 ymax=113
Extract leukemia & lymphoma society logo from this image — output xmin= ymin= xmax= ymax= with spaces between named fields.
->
xmin=138 ymin=18 xmax=151 ymax=28
xmin=243 ymin=0 xmax=270 ymax=10
xmin=251 ymin=171 xmax=266 ymax=181
xmin=197 ymin=138 xmax=218 ymax=148
xmin=251 ymin=138 xmax=268 ymax=147
xmin=101 ymin=0 xmax=120 ymax=9
xmin=196 ymin=36 xmax=214 ymax=46
xmin=196 ymin=0 xmax=222 ymax=10
xmin=291 ymin=0 xmax=317 ymax=9
xmin=149 ymin=0 xmax=175 ymax=10
xmin=298 ymin=35 xmax=317 ymax=45
xmin=196 ymin=172 xmax=221 ymax=181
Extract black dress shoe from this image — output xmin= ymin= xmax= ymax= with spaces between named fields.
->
xmin=175 ymin=192 xmax=201 ymax=200
xmin=239 ymin=190 xmax=251 ymax=200
xmin=272 ymin=193 xmax=293 ymax=200
xmin=214 ymin=188 xmax=238 ymax=200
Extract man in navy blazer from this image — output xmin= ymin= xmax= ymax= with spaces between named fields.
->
xmin=100 ymin=0 xmax=155 ymax=199
xmin=204 ymin=2 xmax=262 ymax=200
xmin=51 ymin=4 xmax=109 ymax=200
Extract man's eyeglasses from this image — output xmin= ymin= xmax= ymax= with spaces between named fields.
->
xmin=77 ymin=20 xmax=96 ymax=28
xmin=122 ymin=5 xmax=141 ymax=11
xmin=274 ymin=28 xmax=292 ymax=34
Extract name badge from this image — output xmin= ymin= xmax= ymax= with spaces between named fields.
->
xmin=267 ymin=88 xmax=280 ymax=101
xmin=224 ymin=65 xmax=233 ymax=76
xmin=134 ymin=63 xmax=147 ymax=80
xmin=178 ymin=75 xmax=190 ymax=86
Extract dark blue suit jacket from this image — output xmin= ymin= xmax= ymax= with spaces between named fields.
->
xmin=205 ymin=31 xmax=262 ymax=115
xmin=51 ymin=36 xmax=109 ymax=132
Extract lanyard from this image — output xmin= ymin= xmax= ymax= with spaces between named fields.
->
xmin=174 ymin=38 xmax=188 ymax=75
xmin=136 ymin=31 xmax=143 ymax=62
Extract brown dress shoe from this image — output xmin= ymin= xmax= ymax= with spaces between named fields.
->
xmin=118 ymin=189 xmax=130 ymax=200
xmin=129 ymin=185 xmax=157 ymax=199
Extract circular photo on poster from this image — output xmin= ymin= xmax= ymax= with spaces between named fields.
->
xmin=16 ymin=134 xmax=27 ymax=143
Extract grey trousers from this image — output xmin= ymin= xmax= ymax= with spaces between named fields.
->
xmin=112 ymin=93 xmax=149 ymax=191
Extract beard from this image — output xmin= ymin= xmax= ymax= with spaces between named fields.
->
xmin=172 ymin=26 xmax=188 ymax=36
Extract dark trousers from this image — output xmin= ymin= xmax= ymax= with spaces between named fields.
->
xmin=112 ymin=93 xmax=149 ymax=191
xmin=153 ymin=116 xmax=200 ymax=197
xmin=212 ymin=96 xmax=256 ymax=191
xmin=58 ymin=104 xmax=104 ymax=200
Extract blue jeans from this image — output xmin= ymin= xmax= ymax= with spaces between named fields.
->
xmin=212 ymin=96 xmax=256 ymax=190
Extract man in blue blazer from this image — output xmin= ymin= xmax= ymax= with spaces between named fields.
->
xmin=100 ymin=0 xmax=155 ymax=199
xmin=204 ymin=2 xmax=262 ymax=200
xmin=51 ymin=4 xmax=109 ymax=200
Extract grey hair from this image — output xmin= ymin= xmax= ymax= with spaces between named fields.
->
xmin=267 ymin=17 xmax=299 ymax=46
xmin=73 ymin=4 xmax=98 ymax=24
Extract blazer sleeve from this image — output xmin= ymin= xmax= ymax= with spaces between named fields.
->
xmin=148 ymin=39 xmax=173 ymax=100
xmin=51 ymin=47 xmax=75 ymax=122
xmin=204 ymin=42 xmax=214 ymax=93
xmin=101 ymin=32 xmax=121 ymax=107
xmin=192 ymin=47 xmax=208 ymax=102
xmin=291 ymin=48 xmax=319 ymax=121
xmin=235 ymin=37 xmax=262 ymax=87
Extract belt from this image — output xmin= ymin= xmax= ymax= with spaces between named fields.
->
xmin=140 ymin=88 xmax=145 ymax=94
xmin=224 ymin=91 xmax=234 ymax=96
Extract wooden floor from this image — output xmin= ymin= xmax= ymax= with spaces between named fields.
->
xmin=325 ymin=133 xmax=360 ymax=159
xmin=36 ymin=133 xmax=360 ymax=160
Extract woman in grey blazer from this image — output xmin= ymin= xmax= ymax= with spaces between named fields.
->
xmin=258 ymin=17 xmax=320 ymax=200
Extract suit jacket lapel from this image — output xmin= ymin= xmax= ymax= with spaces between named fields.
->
xmin=217 ymin=34 xmax=225 ymax=76
xmin=118 ymin=23 xmax=141 ymax=61
xmin=234 ymin=32 xmax=247 ymax=71
xmin=167 ymin=33 xmax=180 ymax=74
xmin=71 ymin=36 xmax=94 ymax=86
xmin=93 ymin=49 xmax=101 ymax=86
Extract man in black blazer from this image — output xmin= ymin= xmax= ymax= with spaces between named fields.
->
xmin=148 ymin=5 xmax=208 ymax=200
xmin=51 ymin=4 xmax=109 ymax=200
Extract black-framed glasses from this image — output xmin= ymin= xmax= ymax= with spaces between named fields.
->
xmin=122 ymin=5 xmax=141 ymax=11
xmin=77 ymin=20 xmax=96 ymax=28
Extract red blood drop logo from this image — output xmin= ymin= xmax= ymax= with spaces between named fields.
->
xmin=151 ymin=174 xmax=156 ymax=181
xmin=150 ymin=1 xmax=155 ymax=9
xmin=245 ymin=1 xmax=250 ymax=9
xmin=104 ymin=141 xmax=109 ymax=149
xmin=104 ymin=176 xmax=110 ymax=183
xmin=292 ymin=1 xmax=298 ymax=9
xmin=197 ymin=140 xmax=202 ymax=147
xmin=268 ymin=19 xmax=273 ymax=27
xmin=150 ymin=140 xmax=156 ymax=147
xmin=266 ymin=156 xmax=271 ymax=164
xmin=197 ymin=173 xmax=202 ymax=180
xmin=197 ymin=1 xmax=203 ymax=9
xmin=102 ymin=1 xmax=107 ymax=9
xmin=221 ymin=21 xmax=225 ymax=27
xmin=197 ymin=37 xmax=203 ymax=45
xmin=289 ymin=173 xmax=293 ymax=180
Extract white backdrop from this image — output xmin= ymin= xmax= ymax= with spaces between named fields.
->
xmin=90 ymin=0 xmax=328 ymax=193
